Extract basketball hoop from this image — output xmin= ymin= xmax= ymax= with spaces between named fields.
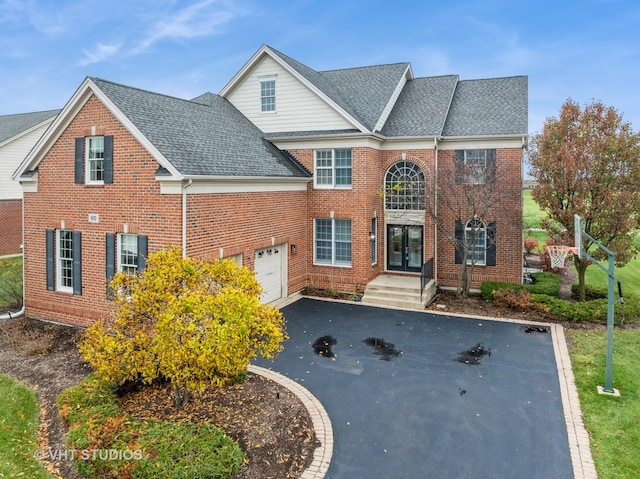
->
xmin=547 ymin=245 xmax=579 ymax=269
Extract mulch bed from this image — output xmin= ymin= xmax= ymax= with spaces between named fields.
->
xmin=0 ymin=316 xmax=318 ymax=479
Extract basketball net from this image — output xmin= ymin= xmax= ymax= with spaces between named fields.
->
xmin=547 ymin=245 xmax=579 ymax=269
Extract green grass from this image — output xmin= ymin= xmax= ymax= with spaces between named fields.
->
xmin=0 ymin=255 xmax=23 ymax=308
xmin=582 ymin=251 xmax=640 ymax=294
xmin=567 ymin=329 xmax=640 ymax=478
xmin=0 ymin=374 xmax=52 ymax=478
xmin=523 ymin=188 xmax=546 ymax=230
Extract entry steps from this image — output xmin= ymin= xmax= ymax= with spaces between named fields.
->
xmin=361 ymin=274 xmax=436 ymax=310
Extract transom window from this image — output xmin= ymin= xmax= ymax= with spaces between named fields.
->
xmin=260 ymin=79 xmax=276 ymax=112
xmin=465 ymin=217 xmax=486 ymax=265
xmin=86 ymin=136 xmax=105 ymax=183
xmin=118 ymin=233 xmax=139 ymax=275
xmin=314 ymin=149 xmax=352 ymax=188
xmin=384 ymin=160 xmax=425 ymax=210
xmin=57 ymin=230 xmax=74 ymax=292
xmin=314 ymin=218 xmax=352 ymax=266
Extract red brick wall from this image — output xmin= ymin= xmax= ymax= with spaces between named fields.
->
xmin=0 ymin=199 xmax=22 ymax=256
xmin=23 ymin=95 xmax=183 ymax=327
xmin=436 ymin=148 xmax=523 ymax=289
xmin=186 ymin=190 xmax=309 ymax=295
xmin=23 ymin=95 xmax=312 ymax=326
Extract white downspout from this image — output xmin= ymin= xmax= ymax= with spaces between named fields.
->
xmin=1 ymin=196 xmax=26 ymax=320
xmin=182 ymin=179 xmax=193 ymax=258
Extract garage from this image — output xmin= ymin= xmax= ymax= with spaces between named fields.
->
xmin=254 ymin=245 xmax=285 ymax=303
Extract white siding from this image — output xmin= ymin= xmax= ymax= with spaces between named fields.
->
xmin=0 ymin=124 xmax=50 ymax=200
xmin=227 ymin=56 xmax=355 ymax=133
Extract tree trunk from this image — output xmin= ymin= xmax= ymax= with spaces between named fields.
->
xmin=575 ymin=257 xmax=588 ymax=302
xmin=172 ymin=384 xmax=191 ymax=409
xmin=457 ymin=263 xmax=468 ymax=298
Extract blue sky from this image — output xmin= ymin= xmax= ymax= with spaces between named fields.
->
xmin=1 ymin=0 xmax=639 ymax=136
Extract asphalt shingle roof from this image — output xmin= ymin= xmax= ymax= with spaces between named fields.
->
xmin=380 ymin=75 xmax=459 ymax=137
xmin=442 ymin=76 xmax=528 ymax=136
xmin=0 ymin=110 xmax=59 ymax=144
xmin=269 ymin=47 xmax=410 ymax=131
xmin=91 ymin=78 xmax=310 ymax=178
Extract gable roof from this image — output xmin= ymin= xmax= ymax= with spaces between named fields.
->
xmin=442 ymin=76 xmax=528 ymax=136
xmin=15 ymin=78 xmax=311 ymax=180
xmin=221 ymin=45 xmax=412 ymax=133
xmin=380 ymin=75 xmax=459 ymax=137
xmin=0 ymin=110 xmax=59 ymax=144
xmin=222 ymin=45 xmax=527 ymax=139
xmin=268 ymin=47 xmax=412 ymax=132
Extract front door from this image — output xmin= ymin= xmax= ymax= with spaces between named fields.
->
xmin=387 ymin=225 xmax=423 ymax=272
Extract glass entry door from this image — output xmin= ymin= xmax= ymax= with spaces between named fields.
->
xmin=387 ymin=225 xmax=423 ymax=272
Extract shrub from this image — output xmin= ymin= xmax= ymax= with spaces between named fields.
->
xmin=523 ymin=238 xmax=540 ymax=254
xmin=480 ymin=272 xmax=559 ymax=300
xmin=493 ymin=289 xmax=534 ymax=310
xmin=0 ymin=256 xmax=23 ymax=309
xmin=57 ymin=375 xmax=244 ymax=478
xmin=571 ymin=282 xmax=608 ymax=301
xmin=80 ymin=247 xmax=286 ymax=408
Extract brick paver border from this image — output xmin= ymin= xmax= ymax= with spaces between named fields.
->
xmin=248 ymin=365 xmax=333 ymax=479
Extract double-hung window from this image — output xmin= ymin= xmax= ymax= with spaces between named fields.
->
xmin=455 ymin=149 xmax=496 ymax=184
xmin=465 ymin=218 xmax=487 ymax=265
xmin=106 ymin=233 xmax=148 ymax=280
xmin=314 ymin=149 xmax=352 ymax=188
xmin=314 ymin=218 xmax=352 ymax=266
xmin=86 ymin=136 xmax=105 ymax=183
xmin=46 ymin=229 xmax=82 ymax=295
xmin=57 ymin=230 xmax=74 ymax=292
xmin=260 ymin=78 xmax=276 ymax=112
xmin=75 ymin=135 xmax=113 ymax=184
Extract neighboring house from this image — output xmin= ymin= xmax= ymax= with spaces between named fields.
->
xmin=0 ymin=110 xmax=59 ymax=256
xmin=13 ymin=45 xmax=527 ymax=327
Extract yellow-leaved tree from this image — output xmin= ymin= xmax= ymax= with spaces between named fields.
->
xmin=80 ymin=247 xmax=286 ymax=408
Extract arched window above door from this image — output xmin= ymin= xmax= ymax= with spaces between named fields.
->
xmin=384 ymin=160 xmax=425 ymax=210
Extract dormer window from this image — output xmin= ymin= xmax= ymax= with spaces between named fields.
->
xmin=260 ymin=78 xmax=276 ymax=112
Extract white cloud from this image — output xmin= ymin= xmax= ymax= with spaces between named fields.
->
xmin=130 ymin=0 xmax=242 ymax=55
xmin=79 ymin=42 xmax=122 ymax=66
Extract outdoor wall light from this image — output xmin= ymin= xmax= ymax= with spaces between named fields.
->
xmin=369 ymin=232 xmax=376 ymax=242
xmin=290 ymin=244 xmax=297 ymax=255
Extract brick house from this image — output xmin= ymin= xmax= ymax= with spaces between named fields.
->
xmin=0 ymin=110 xmax=59 ymax=256
xmin=13 ymin=45 xmax=526 ymax=326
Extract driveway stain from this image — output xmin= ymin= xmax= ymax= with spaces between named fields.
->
xmin=457 ymin=343 xmax=491 ymax=365
xmin=362 ymin=337 xmax=402 ymax=361
xmin=312 ymin=335 xmax=337 ymax=358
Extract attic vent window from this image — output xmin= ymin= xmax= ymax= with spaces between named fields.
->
xmin=260 ymin=79 xmax=276 ymax=112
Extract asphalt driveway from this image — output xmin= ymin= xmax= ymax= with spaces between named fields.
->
xmin=254 ymin=298 xmax=574 ymax=479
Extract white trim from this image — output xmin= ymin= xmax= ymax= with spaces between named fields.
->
xmin=220 ymin=45 xmax=368 ymax=132
xmin=158 ymin=176 xmax=310 ymax=194
xmin=56 ymin=229 xmax=73 ymax=294
xmin=13 ymin=78 xmax=183 ymax=182
xmin=373 ymin=65 xmax=412 ymax=132
xmin=1 ymin=115 xmax=57 ymax=149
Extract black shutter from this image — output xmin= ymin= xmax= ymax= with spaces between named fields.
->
xmin=104 ymin=135 xmax=114 ymax=184
xmin=106 ymin=234 xmax=116 ymax=279
xmin=74 ymin=138 xmax=84 ymax=184
xmin=72 ymin=231 xmax=82 ymax=295
xmin=486 ymin=149 xmax=496 ymax=183
xmin=454 ymin=220 xmax=463 ymax=264
xmin=454 ymin=150 xmax=464 ymax=184
xmin=46 ymin=229 xmax=55 ymax=290
xmin=105 ymin=233 xmax=116 ymax=300
xmin=138 ymin=235 xmax=148 ymax=272
xmin=486 ymin=222 xmax=496 ymax=266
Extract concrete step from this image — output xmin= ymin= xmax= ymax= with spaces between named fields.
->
xmin=361 ymin=275 xmax=436 ymax=311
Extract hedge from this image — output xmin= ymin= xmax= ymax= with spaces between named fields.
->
xmin=480 ymin=272 xmax=560 ymax=300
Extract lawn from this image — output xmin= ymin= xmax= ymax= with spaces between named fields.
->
xmin=567 ymin=329 xmax=640 ymax=479
xmin=523 ymin=188 xmax=546 ymax=230
xmin=0 ymin=374 xmax=51 ymax=478
xmin=0 ymin=255 xmax=23 ymax=309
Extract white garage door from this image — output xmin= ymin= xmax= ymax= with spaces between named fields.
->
xmin=254 ymin=245 xmax=284 ymax=303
